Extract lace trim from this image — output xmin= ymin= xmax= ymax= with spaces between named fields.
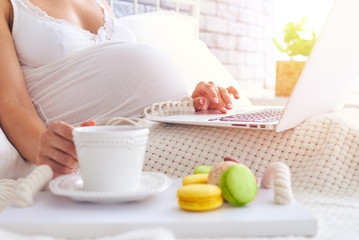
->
xmin=99 ymin=1 xmax=115 ymax=41
xmin=16 ymin=0 xmax=113 ymax=42
xmin=105 ymin=97 xmax=195 ymax=127
xmin=143 ymin=97 xmax=195 ymax=119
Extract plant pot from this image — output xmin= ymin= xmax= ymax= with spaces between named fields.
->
xmin=275 ymin=61 xmax=306 ymax=97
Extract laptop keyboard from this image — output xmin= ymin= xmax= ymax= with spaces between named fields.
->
xmin=208 ymin=107 xmax=284 ymax=123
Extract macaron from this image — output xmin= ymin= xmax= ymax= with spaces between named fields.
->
xmin=182 ymin=173 xmax=208 ymax=185
xmin=207 ymin=161 xmax=237 ymax=186
xmin=220 ymin=164 xmax=258 ymax=206
xmin=177 ymin=184 xmax=223 ymax=211
xmin=194 ymin=165 xmax=213 ymax=174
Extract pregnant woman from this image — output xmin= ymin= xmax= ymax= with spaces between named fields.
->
xmin=0 ymin=0 xmax=240 ymax=177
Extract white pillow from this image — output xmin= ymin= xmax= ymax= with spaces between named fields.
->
xmin=117 ymin=12 xmax=252 ymax=107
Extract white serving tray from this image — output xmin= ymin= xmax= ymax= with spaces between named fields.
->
xmin=0 ymin=178 xmax=317 ymax=238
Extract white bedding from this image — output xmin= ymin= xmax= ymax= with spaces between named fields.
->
xmin=0 ymin=127 xmax=35 ymax=179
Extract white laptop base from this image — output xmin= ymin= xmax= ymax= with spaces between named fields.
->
xmin=151 ymin=106 xmax=284 ymax=130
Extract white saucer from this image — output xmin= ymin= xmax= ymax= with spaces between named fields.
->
xmin=49 ymin=172 xmax=172 ymax=203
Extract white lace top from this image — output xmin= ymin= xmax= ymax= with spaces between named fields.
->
xmin=10 ymin=0 xmax=136 ymax=69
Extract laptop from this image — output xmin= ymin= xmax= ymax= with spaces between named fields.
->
xmin=151 ymin=0 xmax=359 ymax=132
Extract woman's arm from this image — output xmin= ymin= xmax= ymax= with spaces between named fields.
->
xmin=0 ymin=1 xmax=44 ymax=162
xmin=0 ymin=1 xmax=78 ymax=176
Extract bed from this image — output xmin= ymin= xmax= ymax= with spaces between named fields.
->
xmin=1 ymin=0 xmax=359 ymax=239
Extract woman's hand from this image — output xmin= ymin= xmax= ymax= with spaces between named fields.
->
xmin=36 ymin=120 xmax=95 ymax=177
xmin=191 ymin=81 xmax=240 ymax=113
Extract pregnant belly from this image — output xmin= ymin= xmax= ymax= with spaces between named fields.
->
xmin=24 ymin=42 xmax=188 ymax=126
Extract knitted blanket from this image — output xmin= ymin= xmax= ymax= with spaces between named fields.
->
xmin=129 ymin=101 xmax=359 ymax=240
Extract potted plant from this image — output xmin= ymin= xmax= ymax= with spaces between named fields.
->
xmin=273 ymin=17 xmax=317 ymax=96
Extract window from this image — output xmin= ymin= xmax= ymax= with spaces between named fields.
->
xmin=269 ymin=0 xmax=335 ymax=88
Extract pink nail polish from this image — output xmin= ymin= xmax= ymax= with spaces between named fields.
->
xmin=224 ymin=156 xmax=241 ymax=164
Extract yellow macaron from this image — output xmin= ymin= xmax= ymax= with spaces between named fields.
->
xmin=182 ymin=173 xmax=208 ymax=185
xmin=177 ymin=184 xmax=223 ymax=211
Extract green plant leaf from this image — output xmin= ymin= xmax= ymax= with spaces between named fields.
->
xmin=273 ymin=17 xmax=317 ymax=58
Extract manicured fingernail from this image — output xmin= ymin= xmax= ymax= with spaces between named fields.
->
xmin=226 ymin=103 xmax=232 ymax=109
xmin=220 ymin=107 xmax=227 ymax=113
xmin=213 ymin=97 xmax=219 ymax=104
xmin=224 ymin=156 xmax=241 ymax=164
xmin=199 ymin=98 xmax=203 ymax=105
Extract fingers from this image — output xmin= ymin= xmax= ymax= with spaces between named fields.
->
xmin=80 ymin=120 xmax=96 ymax=127
xmin=191 ymin=81 xmax=240 ymax=113
xmin=37 ymin=146 xmax=77 ymax=175
xmin=37 ymin=150 xmax=77 ymax=175
xmin=48 ymin=121 xmax=74 ymax=142
xmin=193 ymin=97 xmax=210 ymax=111
xmin=227 ymin=86 xmax=240 ymax=99
xmin=218 ymin=87 xmax=233 ymax=110
xmin=48 ymin=121 xmax=77 ymax=159
xmin=192 ymin=81 xmax=219 ymax=105
xmin=206 ymin=81 xmax=221 ymax=105
xmin=205 ymin=82 xmax=229 ymax=113
xmin=37 ymin=121 xmax=78 ymax=175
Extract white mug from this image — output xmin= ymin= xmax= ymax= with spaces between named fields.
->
xmin=72 ymin=126 xmax=149 ymax=192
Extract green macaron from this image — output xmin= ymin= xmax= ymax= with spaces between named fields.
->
xmin=220 ymin=164 xmax=258 ymax=206
xmin=194 ymin=165 xmax=213 ymax=174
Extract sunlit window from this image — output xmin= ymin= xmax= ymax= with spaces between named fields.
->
xmin=273 ymin=0 xmax=334 ymax=37
xmin=269 ymin=0 xmax=335 ymax=88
